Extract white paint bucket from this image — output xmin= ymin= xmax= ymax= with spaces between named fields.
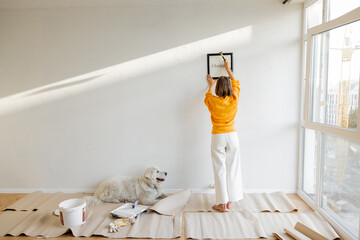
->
xmin=58 ymin=198 xmax=86 ymax=228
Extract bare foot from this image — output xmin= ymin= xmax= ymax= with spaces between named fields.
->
xmin=226 ymin=201 xmax=232 ymax=209
xmin=212 ymin=204 xmax=227 ymax=212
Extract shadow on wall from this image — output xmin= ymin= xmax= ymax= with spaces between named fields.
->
xmin=0 ymin=25 xmax=253 ymax=117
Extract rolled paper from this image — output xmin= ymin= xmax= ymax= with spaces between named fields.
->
xmin=294 ymin=222 xmax=328 ymax=240
xmin=273 ymin=232 xmax=295 ymax=240
xmin=284 ymin=228 xmax=311 ymax=240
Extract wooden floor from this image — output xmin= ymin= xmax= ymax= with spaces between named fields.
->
xmin=0 ymin=193 xmax=314 ymax=240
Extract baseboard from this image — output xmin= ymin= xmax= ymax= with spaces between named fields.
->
xmin=166 ymin=189 xmax=297 ymax=193
xmin=0 ymin=188 xmax=96 ymax=193
xmin=0 ymin=188 xmax=297 ymax=194
xmin=243 ymin=189 xmax=297 ymax=194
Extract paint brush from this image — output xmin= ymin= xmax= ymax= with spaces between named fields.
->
xmin=219 ymin=51 xmax=226 ymax=61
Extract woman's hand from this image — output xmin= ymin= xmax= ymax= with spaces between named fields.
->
xmin=207 ymin=74 xmax=216 ymax=93
xmin=207 ymin=74 xmax=215 ymax=87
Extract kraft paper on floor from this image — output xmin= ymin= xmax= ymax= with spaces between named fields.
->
xmin=0 ymin=190 xmax=190 ymax=238
xmin=72 ymin=189 xmax=190 ymax=238
xmin=185 ymin=211 xmax=340 ymax=239
xmin=184 ymin=191 xmax=298 ymax=212
xmin=185 ymin=210 xmax=267 ymax=239
xmin=149 ymin=189 xmax=191 ymax=215
xmin=255 ymin=212 xmax=340 ymax=240
xmin=0 ymin=192 xmax=86 ymax=238
xmin=1 ymin=190 xmax=340 ymax=240
xmin=70 ymin=203 xmax=182 ymax=238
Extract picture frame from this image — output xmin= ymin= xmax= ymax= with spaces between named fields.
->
xmin=207 ymin=52 xmax=233 ymax=79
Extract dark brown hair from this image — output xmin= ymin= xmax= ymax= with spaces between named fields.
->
xmin=215 ymin=76 xmax=233 ymax=98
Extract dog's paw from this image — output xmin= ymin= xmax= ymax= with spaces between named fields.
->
xmin=109 ymin=199 xmax=121 ymax=204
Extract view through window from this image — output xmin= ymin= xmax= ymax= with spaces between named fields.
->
xmin=310 ymin=20 xmax=360 ymax=128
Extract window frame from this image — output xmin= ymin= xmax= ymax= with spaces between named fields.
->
xmin=298 ymin=2 xmax=360 ymax=240
xmin=304 ymin=7 xmax=360 ymax=144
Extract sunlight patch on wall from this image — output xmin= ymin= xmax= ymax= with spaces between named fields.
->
xmin=0 ymin=25 xmax=253 ymax=116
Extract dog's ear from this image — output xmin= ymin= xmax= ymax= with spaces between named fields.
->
xmin=144 ymin=168 xmax=154 ymax=180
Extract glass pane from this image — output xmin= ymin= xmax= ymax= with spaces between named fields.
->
xmin=309 ymin=20 xmax=360 ymax=128
xmin=305 ymin=0 xmax=323 ymax=31
xmin=328 ymin=0 xmax=360 ymax=21
xmin=321 ymin=133 xmax=360 ymax=237
xmin=302 ymin=129 xmax=318 ymax=200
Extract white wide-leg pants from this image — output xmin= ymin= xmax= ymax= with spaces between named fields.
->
xmin=211 ymin=132 xmax=243 ymax=204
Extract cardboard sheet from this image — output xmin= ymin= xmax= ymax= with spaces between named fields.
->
xmin=184 ymin=192 xmax=298 ymax=212
xmin=254 ymin=212 xmax=340 ymax=240
xmin=0 ymin=190 xmax=190 ymax=238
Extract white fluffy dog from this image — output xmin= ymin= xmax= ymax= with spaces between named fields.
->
xmin=85 ymin=167 xmax=168 ymax=206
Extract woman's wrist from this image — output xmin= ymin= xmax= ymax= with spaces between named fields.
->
xmin=208 ymin=85 xmax=215 ymax=92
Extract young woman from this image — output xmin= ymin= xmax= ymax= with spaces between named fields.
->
xmin=204 ymin=59 xmax=243 ymax=212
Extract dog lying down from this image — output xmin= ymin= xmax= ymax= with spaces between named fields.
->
xmin=85 ymin=167 xmax=168 ymax=207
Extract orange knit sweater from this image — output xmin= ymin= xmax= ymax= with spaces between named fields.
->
xmin=204 ymin=79 xmax=240 ymax=134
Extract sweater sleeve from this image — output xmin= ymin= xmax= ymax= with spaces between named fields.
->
xmin=231 ymin=80 xmax=240 ymax=99
xmin=204 ymin=91 xmax=213 ymax=107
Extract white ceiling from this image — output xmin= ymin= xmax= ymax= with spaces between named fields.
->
xmin=0 ymin=0 xmax=306 ymax=10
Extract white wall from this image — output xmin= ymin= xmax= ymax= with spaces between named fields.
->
xmin=0 ymin=0 xmax=302 ymax=192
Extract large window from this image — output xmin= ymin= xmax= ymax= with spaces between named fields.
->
xmin=309 ymin=20 xmax=360 ymax=128
xmin=300 ymin=1 xmax=360 ymax=239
